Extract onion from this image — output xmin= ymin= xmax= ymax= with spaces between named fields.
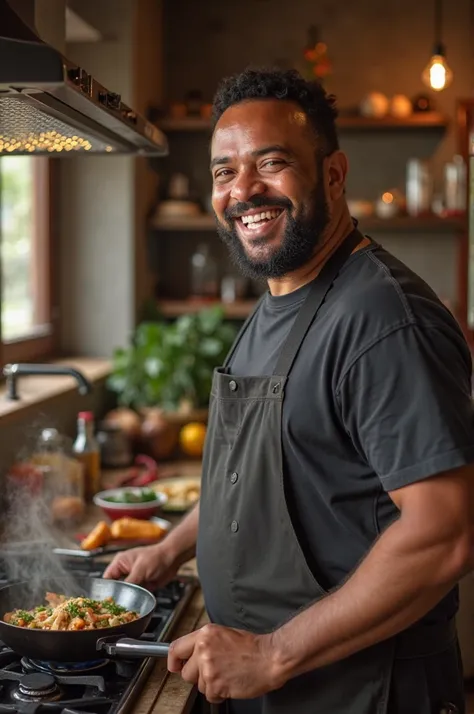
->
xmin=140 ymin=408 xmax=179 ymax=460
xmin=103 ymin=408 xmax=142 ymax=441
xmin=50 ymin=496 xmax=85 ymax=524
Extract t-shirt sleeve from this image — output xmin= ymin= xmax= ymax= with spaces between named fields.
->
xmin=336 ymin=324 xmax=474 ymax=491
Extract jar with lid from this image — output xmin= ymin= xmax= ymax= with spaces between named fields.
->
xmin=96 ymin=423 xmax=133 ymax=469
xmin=35 ymin=428 xmax=85 ymax=525
xmin=190 ymin=243 xmax=219 ymax=299
xmin=73 ymin=412 xmax=101 ymax=502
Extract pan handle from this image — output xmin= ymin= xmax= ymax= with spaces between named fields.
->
xmin=97 ymin=636 xmax=170 ymax=658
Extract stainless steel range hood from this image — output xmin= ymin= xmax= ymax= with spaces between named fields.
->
xmin=0 ymin=0 xmax=168 ymax=156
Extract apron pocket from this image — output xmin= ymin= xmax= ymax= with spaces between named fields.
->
xmin=388 ymin=639 xmax=465 ymax=714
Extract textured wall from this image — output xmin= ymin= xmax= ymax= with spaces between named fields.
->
xmin=60 ymin=0 xmax=135 ymax=356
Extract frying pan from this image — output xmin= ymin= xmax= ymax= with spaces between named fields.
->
xmin=0 ymin=578 xmax=171 ymax=662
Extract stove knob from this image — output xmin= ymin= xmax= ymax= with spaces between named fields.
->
xmin=107 ymin=92 xmax=121 ymax=110
xmin=168 ymin=580 xmax=184 ymax=601
xmin=68 ymin=67 xmax=81 ymax=84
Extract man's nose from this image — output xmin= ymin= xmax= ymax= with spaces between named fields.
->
xmin=230 ymin=169 xmax=267 ymax=203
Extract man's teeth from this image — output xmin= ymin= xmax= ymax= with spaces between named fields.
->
xmin=241 ymin=209 xmax=281 ymax=227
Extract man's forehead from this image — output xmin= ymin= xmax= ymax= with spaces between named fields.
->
xmin=211 ymin=99 xmax=311 ymax=155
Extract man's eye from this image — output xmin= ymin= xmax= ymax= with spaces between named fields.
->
xmin=215 ymin=169 xmax=232 ymax=179
xmin=262 ymin=160 xmax=285 ymax=169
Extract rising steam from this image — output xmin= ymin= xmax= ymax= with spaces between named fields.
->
xmin=0 ymin=475 xmax=83 ymax=598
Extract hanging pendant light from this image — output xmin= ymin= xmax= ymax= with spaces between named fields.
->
xmin=422 ymin=0 xmax=453 ymax=91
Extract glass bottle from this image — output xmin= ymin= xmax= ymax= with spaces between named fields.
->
xmin=73 ymin=411 xmax=101 ymax=502
xmin=190 ymin=243 xmax=219 ymax=300
xmin=406 ymin=159 xmax=432 ymax=216
xmin=444 ymin=155 xmax=466 ymax=215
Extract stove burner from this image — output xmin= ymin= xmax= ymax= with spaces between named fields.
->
xmin=22 ymin=658 xmax=109 ymax=675
xmin=12 ymin=673 xmax=61 ymax=702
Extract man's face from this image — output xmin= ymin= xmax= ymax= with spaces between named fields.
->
xmin=211 ymin=99 xmax=330 ymax=279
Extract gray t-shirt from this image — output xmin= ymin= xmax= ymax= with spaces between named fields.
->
xmin=228 ymin=241 xmax=474 ymax=623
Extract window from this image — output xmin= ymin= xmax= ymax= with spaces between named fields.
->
xmin=0 ymin=157 xmax=57 ymax=364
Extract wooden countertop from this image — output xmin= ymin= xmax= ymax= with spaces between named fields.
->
xmin=133 ymin=588 xmax=208 ymax=714
xmin=78 ymin=461 xmax=207 ymax=714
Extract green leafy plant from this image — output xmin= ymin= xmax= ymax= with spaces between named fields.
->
xmin=107 ymin=307 xmax=237 ymax=411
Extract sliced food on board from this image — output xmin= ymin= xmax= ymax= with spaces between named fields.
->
xmin=80 ymin=517 xmax=170 ymax=551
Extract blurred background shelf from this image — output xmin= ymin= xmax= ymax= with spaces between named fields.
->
xmin=151 ymin=214 xmax=215 ymax=231
xmin=157 ymin=112 xmax=449 ymax=133
xmin=361 ymin=215 xmax=464 ymax=231
xmin=157 ymin=299 xmax=256 ymax=318
xmin=151 ymin=214 xmax=464 ymax=233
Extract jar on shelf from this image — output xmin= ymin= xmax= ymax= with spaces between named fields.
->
xmin=444 ymin=155 xmax=466 ymax=215
xmin=406 ymin=159 xmax=432 ymax=216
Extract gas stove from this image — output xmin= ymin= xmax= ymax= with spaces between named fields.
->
xmin=0 ymin=557 xmax=197 ymax=714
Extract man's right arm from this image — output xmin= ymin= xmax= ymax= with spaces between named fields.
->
xmin=103 ymin=502 xmax=200 ymax=585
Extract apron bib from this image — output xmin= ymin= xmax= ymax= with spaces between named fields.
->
xmin=196 ymin=229 xmax=463 ymax=714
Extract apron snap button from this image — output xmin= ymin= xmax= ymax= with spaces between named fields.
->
xmin=272 ymin=383 xmax=281 ymax=394
xmin=230 ymin=472 xmax=239 ymax=484
xmin=229 ymin=380 xmax=238 ymax=392
xmin=230 ymin=520 xmax=239 ymax=533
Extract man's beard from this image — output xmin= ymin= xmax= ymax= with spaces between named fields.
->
xmin=214 ymin=180 xmax=329 ymax=280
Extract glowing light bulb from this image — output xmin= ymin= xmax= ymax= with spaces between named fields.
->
xmin=422 ymin=52 xmax=453 ymax=91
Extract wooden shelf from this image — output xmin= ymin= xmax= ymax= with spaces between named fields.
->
xmin=157 ymin=299 xmax=256 ymax=319
xmin=157 ymin=112 xmax=449 ymax=133
xmin=338 ymin=112 xmax=449 ymax=130
xmin=150 ymin=214 xmax=464 ymax=233
xmin=361 ymin=215 xmax=465 ymax=232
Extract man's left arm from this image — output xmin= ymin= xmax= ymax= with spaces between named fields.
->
xmin=269 ymin=323 xmax=474 ymax=682
xmin=269 ymin=463 xmax=474 ymax=682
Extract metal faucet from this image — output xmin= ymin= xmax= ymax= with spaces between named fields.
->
xmin=2 ymin=363 xmax=93 ymax=400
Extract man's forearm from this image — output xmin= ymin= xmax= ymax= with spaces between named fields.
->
xmin=162 ymin=502 xmax=199 ymax=566
xmin=270 ymin=513 xmax=470 ymax=684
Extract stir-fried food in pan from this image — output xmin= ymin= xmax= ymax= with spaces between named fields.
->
xmin=3 ymin=592 xmax=139 ymax=630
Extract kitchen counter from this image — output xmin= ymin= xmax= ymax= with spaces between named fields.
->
xmin=131 ymin=587 xmax=207 ymax=714
xmin=77 ymin=461 xmax=207 ymax=714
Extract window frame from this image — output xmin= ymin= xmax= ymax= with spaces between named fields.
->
xmin=454 ymin=100 xmax=474 ymax=347
xmin=0 ymin=157 xmax=59 ymax=365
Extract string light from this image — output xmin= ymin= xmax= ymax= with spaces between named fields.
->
xmin=422 ymin=47 xmax=453 ymax=92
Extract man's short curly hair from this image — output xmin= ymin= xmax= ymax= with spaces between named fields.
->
xmin=212 ymin=67 xmax=339 ymax=157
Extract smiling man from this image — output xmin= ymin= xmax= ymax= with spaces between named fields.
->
xmin=105 ymin=68 xmax=474 ymax=714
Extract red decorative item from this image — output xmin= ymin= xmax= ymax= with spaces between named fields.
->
xmin=301 ymin=26 xmax=332 ymax=83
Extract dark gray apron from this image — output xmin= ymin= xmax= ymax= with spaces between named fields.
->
xmin=196 ymin=229 xmax=463 ymax=714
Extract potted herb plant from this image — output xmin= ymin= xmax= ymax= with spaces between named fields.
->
xmin=105 ymin=306 xmax=237 ymax=460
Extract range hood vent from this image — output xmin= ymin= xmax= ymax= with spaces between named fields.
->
xmin=0 ymin=0 xmax=168 ymax=156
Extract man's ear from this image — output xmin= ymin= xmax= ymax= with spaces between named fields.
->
xmin=324 ymin=150 xmax=348 ymax=201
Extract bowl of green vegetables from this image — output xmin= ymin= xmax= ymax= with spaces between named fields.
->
xmin=93 ymin=487 xmax=168 ymax=521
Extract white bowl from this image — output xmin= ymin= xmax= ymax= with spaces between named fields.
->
xmin=93 ymin=487 xmax=168 ymax=521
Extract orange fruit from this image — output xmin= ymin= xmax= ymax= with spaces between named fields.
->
xmin=179 ymin=422 xmax=207 ymax=458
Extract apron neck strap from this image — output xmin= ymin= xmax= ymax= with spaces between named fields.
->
xmin=223 ymin=293 xmax=266 ymax=369
xmin=273 ymin=228 xmax=365 ymax=377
